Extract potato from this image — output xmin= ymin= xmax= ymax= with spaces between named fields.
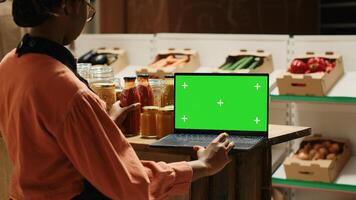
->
xmin=297 ymin=151 xmax=310 ymax=160
xmin=326 ymin=153 xmax=337 ymax=160
xmin=303 ymin=143 xmax=312 ymax=152
xmin=313 ymin=143 xmax=323 ymax=151
xmin=329 ymin=143 xmax=340 ymax=154
xmin=313 ymin=152 xmax=325 ymax=160
xmin=318 ymin=147 xmax=329 ymax=156
xmin=309 ymin=149 xmax=317 ymax=158
xmin=322 ymin=140 xmax=331 ymax=148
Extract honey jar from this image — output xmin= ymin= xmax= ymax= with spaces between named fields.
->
xmin=140 ymin=106 xmax=159 ymax=138
xmin=157 ymin=105 xmax=174 ymax=138
xmin=89 ymin=66 xmax=116 ymax=111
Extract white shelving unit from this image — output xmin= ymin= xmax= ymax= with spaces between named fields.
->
xmin=271 ymin=35 xmax=356 ymax=199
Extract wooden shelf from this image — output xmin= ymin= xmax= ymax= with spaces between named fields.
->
xmin=272 ymin=156 xmax=356 ymax=194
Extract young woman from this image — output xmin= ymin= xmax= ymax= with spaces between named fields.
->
xmin=0 ymin=0 xmax=235 ymax=199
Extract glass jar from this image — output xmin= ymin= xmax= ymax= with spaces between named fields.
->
xmin=157 ymin=105 xmax=174 ymax=138
xmin=77 ymin=63 xmax=91 ymax=81
xmin=119 ymin=77 xmax=141 ymax=137
xmin=140 ymin=106 xmax=159 ymax=138
xmin=89 ymin=66 xmax=116 ymax=111
xmin=160 ymin=75 xmax=174 ymax=107
xmin=149 ymin=78 xmax=163 ymax=107
xmin=137 ymin=74 xmax=154 ymax=108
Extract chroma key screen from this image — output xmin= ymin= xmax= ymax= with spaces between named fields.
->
xmin=174 ymin=74 xmax=268 ymax=133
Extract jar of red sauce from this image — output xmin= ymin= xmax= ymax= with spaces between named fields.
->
xmin=119 ymin=77 xmax=141 ymax=137
xmin=137 ymin=74 xmax=154 ymax=108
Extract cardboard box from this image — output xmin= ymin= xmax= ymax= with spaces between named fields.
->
xmin=136 ymin=48 xmax=200 ymax=78
xmin=95 ymin=47 xmax=129 ymax=75
xmin=284 ymin=135 xmax=351 ymax=183
xmin=277 ymin=51 xmax=344 ymax=96
xmin=214 ymin=49 xmax=274 ymax=74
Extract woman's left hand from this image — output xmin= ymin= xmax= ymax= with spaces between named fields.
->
xmin=108 ymin=101 xmax=141 ymax=125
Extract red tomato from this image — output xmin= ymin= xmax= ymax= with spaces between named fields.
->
xmin=289 ymin=59 xmax=309 ymax=74
xmin=307 ymin=57 xmax=327 ymax=72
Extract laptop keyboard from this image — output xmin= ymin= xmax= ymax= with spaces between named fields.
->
xmin=171 ymin=134 xmax=265 ymax=147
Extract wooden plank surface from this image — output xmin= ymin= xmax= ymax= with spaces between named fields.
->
xmin=268 ymin=125 xmax=311 ymax=145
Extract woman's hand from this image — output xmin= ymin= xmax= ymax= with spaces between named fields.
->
xmin=188 ymin=133 xmax=235 ymax=180
xmin=108 ymin=101 xmax=141 ymax=125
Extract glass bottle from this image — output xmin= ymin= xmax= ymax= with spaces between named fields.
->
xmin=137 ymin=74 xmax=154 ymax=108
xmin=160 ymin=75 xmax=175 ymax=107
xmin=119 ymin=77 xmax=141 ymax=137
xmin=89 ymin=66 xmax=116 ymax=111
xmin=140 ymin=106 xmax=159 ymax=138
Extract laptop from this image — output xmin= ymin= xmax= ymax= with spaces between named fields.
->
xmin=150 ymin=73 xmax=269 ymax=151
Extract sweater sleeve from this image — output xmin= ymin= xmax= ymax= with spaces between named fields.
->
xmin=55 ymin=90 xmax=192 ymax=200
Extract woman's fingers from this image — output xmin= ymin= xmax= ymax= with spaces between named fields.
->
xmin=122 ymin=103 xmax=141 ymax=113
xmin=226 ymin=142 xmax=235 ymax=152
xmin=212 ymin=133 xmax=229 ymax=143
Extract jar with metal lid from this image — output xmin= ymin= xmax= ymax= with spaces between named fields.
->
xmin=157 ymin=105 xmax=174 ymax=138
xmin=89 ymin=66 xmax=116 ymax=111
xmin=160 ymin=75 xmax=174 ymax=107
xmin=119 ymin=77 xmax=141 ymax=137
xmin=140 ymin=106 xmax=159 ymax=138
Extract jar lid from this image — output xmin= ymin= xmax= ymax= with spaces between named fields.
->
xmin=159 ymin=105 xmax=174 ymax=112
xmin=143 ymin=106 xmax=159 ymax=112
xmin=123 ymin=76 xmax=137 ymax=81
xmin=164 ymin=75 xmax=174 ymax=79
xmin=137 ymin=74 xmax=149 ymax=78
xmin=91 ymin=82 xmax=116 ymax=88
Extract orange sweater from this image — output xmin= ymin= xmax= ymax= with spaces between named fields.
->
xmin=0 ymin=51 xmax=192 ymax=200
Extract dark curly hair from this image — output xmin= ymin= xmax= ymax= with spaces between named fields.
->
xmin=12 ymin=0 xmax=63 ymax=27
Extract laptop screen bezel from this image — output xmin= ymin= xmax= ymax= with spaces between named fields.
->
xmin=174 ymin=73 xmax=269 ymax=137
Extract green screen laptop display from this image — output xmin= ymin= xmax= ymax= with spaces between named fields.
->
xmin=175 ymin=74 xmax=268 ymax=133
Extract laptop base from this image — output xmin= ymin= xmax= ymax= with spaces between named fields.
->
xmin=150 ymin=134 xmax=267 ymax=152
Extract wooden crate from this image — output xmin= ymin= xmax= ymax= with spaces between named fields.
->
xmin=276 ymin=52 xmax=344 ymax=96
xmin=136 ymin=48 xmax=200 ymax=78
xmin=214 ymin=49 xmax=274 ymax=74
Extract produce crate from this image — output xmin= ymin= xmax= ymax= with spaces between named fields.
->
xmin=136 ymin=48 xmax=200 ymax=78
xmin=284 ymin=135 xmax=351 ymax=183
xmin=214 ymin=49 xmax=274 ymax=73
xmin=276 ymin=51 xmax=344 ymax=96
xmin=79 ymin=47 xmax=128 ymax=75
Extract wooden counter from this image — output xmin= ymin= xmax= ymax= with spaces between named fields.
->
xmin=0 ymin=125 xmax=310 ymax=200
xmin=128 ymin=124 xmax=311 ymax=200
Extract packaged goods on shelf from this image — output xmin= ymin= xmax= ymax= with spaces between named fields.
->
xmin=78 ymin=47 xmax=128 ymax=75
xmin=277 ymin=51 xmax=344 ymax=96
xmin=136 ymin=48 xmax=200 ymax=78
xmin=284 ymin=134 xmax=351 ymax=183
xmin=214 ymin=49 xmax=274 ymax=74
